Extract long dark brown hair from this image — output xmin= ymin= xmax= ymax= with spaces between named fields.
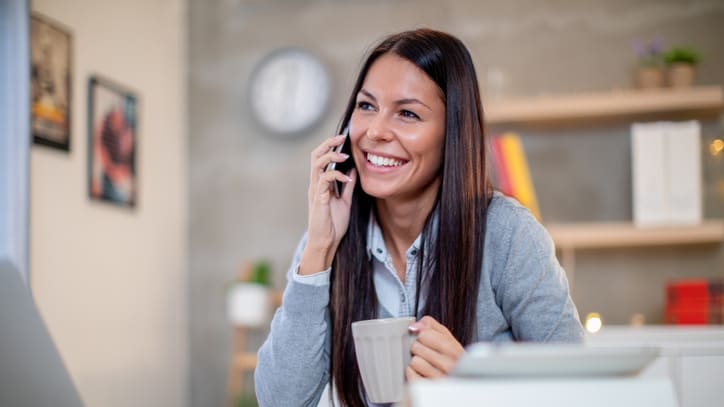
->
xmin=329 ymin=29 xmax=493 ymax=406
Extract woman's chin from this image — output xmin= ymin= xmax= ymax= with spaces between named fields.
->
xmin=359 ymin=180 xmax=399 ymax=200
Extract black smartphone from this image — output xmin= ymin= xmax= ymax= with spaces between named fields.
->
xmin=325 ymin=126 xmax=354 ymax=197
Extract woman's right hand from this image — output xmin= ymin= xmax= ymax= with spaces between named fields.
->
xmin=299 ymin=134 xmax=357 ymax=275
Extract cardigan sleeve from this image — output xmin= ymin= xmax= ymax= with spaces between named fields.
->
xmin=254 ymin=233 xmax=332 ymax=406
xmin=490 ymin=198 xmax=584 ymax=343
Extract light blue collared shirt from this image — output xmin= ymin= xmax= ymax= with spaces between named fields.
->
xmin=293 ymin=209 xmax=433 ymax=318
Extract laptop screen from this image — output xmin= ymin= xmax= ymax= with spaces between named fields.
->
xmin=0 ymin=260 xmax=84 ymax=407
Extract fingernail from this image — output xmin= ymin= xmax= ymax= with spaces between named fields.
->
xmin=345 ymin=175 xmax=353 ymax=182
xmin=408 ymin=323 xmax=420 ymax=333
xmin=339 ymin=153 xmax=349 ymax=159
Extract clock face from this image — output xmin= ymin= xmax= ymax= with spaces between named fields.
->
xmin=249 ymin=48 xmax=331 ymax=137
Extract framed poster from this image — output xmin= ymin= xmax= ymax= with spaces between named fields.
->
xmin=88 ymin=76 xmax=138 ymax=208
xmin=30 ymin=13 xmax=72 ymax=151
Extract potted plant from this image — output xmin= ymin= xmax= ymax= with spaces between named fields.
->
xmin=226 ymin=260 xmax=273 ymax=327
xmin=664 ymin=46 xmax=700 ymax=87
xmin=633 ymin=37 xmax=665 ymax=89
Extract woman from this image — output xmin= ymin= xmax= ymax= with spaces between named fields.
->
xmin=255 ymin=29 xmax=583 ymax=407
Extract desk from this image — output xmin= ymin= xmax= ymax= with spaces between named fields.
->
xmin=587 ymin=326 xmax=724 ymax=407
xmin=408 ymin=377 xmax=677 ymax=407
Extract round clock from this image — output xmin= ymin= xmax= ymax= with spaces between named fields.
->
xmin=248 ymin=48 xmax=332 ymax=137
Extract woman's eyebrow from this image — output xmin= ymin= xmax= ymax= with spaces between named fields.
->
xmin=359 ymin=88 xmax=432 ymax=111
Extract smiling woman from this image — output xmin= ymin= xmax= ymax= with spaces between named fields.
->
xmin=255 ymin=29 xmax=584 ymax=407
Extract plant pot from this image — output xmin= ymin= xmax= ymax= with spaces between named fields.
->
xmin=668 ymin=63 xmax=695 ymax=88
xmin=635 ymin=67 xmax=664 ymax=89
xmin=226 ymin=282 xmax=270 ymax=327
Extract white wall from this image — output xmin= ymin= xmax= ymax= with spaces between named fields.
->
xmin=30 ymin=1 xmax=188 ymax=406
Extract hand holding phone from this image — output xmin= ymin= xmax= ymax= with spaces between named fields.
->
xmin=300 ymin=127 xmax=357 ymax=275
xmin=325 ymin=126 xmax=354 ymax=197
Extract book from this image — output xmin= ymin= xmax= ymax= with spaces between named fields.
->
xmin=490 ymin=133 xmax=541 ymax=220
xmin=631 ymin=121 xmax=702 ymax=227
xmin=665 ymin=278 xmax=724 ymax=325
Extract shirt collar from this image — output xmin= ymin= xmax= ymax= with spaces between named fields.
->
xmin=365 ymin=206 xmax=438 ymax=263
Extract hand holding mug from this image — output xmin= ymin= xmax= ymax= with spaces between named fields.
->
xmin=406 ymin=316 xmax=465 ymax=380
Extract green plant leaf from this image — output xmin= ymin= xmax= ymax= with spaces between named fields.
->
xmin=249 ymin=260 xmax=271 ymax=286
xmin=664 ymin=46 xmax=700 ymax=65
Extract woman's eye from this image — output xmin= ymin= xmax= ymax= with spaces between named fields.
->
xmin=400 ymin=110 xmax=420 ymax=120
xmin=357 ymin=101 xmax=374 ymax=111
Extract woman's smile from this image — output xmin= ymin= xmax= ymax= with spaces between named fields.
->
xmin=364 ymin=151 xmax=409 ymax=171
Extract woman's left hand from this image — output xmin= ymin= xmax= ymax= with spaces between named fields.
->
xmin=406 ymin=316 xmax=465 ymax=380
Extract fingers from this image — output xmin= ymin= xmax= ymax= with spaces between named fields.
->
xmin=407 ymin=315 xmax=465 ymax=378
xmin=409 ymin=316 xmax=463 ymax=355
xmin=309 ymin=135 xmax=350 ymax=186
xmin=318 ymin=168 xmax=353 ymax=185
xmin=312 ymin=169 xmax=353 ymax=205
xmin=311 ymin=134 xmax=345 ymax=161
xmin=313 ymin=150 xmax=350 ymax=175
xmin=413 ymin=316 xmax=447 ymax=335
xmin=405 ymin=365 xmax=423 ymax=382
xmin=418 ymin=328 xmax=464 ymax=358
xmin=410 ymin=338 xmax=458 ymax=374
xmin=340 ymin=168 xmax=357 ymax=203
xmin=407 ymin=354 xmax=444 ymax=379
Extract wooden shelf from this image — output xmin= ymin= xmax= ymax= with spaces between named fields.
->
xmin=233 ymin=353 xmax=258 ymax=370
xmin=547 ymin=220 xmax=724 ymax=251
xmin=486 ymin=85 xmax=723 ymax=126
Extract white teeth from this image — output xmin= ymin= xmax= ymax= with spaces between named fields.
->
xmin=367 ymin=153 xmax=404 ymax=167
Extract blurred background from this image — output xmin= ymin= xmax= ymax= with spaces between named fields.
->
xmin=14 ymin=0 xmax=724 ymax=406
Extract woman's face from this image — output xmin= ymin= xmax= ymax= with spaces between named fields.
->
xmin=349 ymin=53 xmax=446 ymax=202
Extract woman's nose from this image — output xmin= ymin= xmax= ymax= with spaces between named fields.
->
xmin=365 ymin=115 xmax=394 ymax=142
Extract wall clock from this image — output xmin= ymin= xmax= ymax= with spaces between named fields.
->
xmin=248 ymin=48 xmax=331 ymax=137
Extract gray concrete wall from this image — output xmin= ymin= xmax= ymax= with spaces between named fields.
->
xmin=189 ymin=1 xmax=724 ymax=405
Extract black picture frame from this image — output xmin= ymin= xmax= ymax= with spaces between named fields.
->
xmin=87 ymin=75 xmax=138 ymax=208
xmin=30 ymin=13 xmax=72 ymax=151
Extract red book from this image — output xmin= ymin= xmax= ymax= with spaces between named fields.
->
xmin=666 ymin=279 xmax=709 ymax=306
xmin=490 ymin=136 xmax=512 ymax=196
xmin=664 ymin=279 xmax=724 ymax=325
xmin=665 ymin=304 xmax=709 ymax=325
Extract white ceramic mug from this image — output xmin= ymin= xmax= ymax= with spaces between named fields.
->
xmin=351 ymin=317 xmax=416 ymax=403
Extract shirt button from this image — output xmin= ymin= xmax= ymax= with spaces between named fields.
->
xmin=376 ymin=248 xmax=383 ymax=254
xmin=410 ymin=249 xmax=418 ymax=256
xmin=401 ymin=294 xmax=406 ymax=302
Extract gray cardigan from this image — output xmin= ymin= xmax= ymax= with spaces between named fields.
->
xmin=255 ymin=194 xmax=584 ymax=406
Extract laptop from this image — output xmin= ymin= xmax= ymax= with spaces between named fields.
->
xmin=452 ymin=342 xmax=659 ymax=378
xmin=0 ymin=260 xmax=84 ymax=406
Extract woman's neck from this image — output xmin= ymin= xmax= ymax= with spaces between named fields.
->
xmin=374 ymin=178 xmax=440 ymax=271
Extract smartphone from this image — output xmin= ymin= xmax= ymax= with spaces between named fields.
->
xmin=325 ymin=126 xmax=354 ymax=197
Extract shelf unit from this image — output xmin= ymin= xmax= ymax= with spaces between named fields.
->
xmin=486 ymin=85 xmax=723 ymax=126
xmin=485 ymin=85 xmax=724 ymax=286
xmin=547 ymin=220 xmax=724 ymax=250
xmin=547 ymin=220 xmax=724 ymax=284
xmin=226 ymin=290 xmax=283 ymax=406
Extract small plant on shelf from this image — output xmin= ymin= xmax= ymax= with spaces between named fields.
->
xmin=247 ymin=260 xmax=271 ymax=287
xmin=633 ymin=36 xmax=665 ymax=89
xmin=664 ymin=46 xmax=700 ymax=66
xmin=664 ymin=46 xmax=701 ymax=87
xmin=226 ymin=260 xmax=273 ymax=327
